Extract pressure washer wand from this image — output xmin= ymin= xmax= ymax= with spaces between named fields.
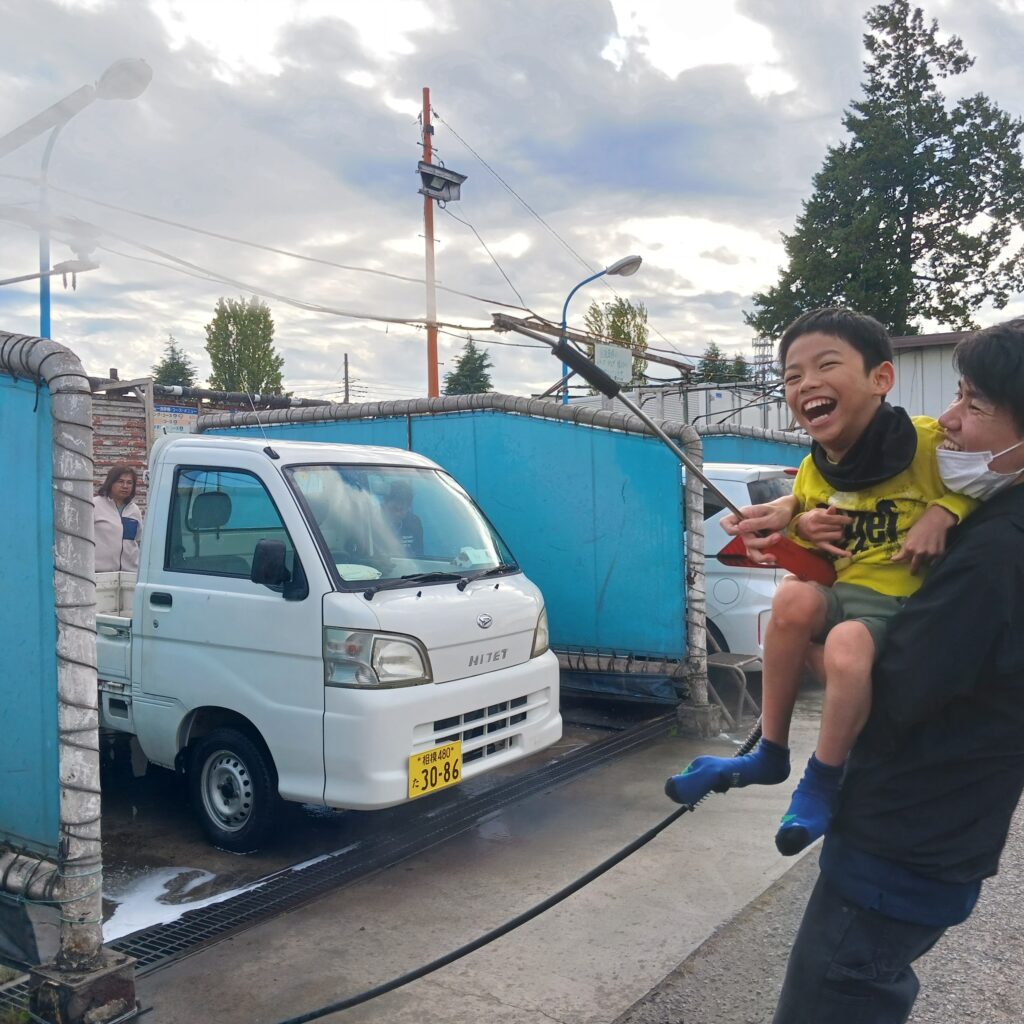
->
xmin=517 ymin=323 xmax=835 ymax=586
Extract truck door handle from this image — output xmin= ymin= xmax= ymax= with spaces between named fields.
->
xmin=150 ymin=592 xmax=173 ymax=608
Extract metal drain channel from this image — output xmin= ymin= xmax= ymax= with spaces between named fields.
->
xmin=107 ymin=712 xmax=674 ymax=976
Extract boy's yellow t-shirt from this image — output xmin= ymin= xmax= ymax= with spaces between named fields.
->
xmin=788 ymin=416 xmax=976 ymax=597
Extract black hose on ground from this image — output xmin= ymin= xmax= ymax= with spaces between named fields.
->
xmin=269 ymin=715 xmax=763 ymax=1024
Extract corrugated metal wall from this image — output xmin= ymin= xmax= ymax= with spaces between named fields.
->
xmin=210 ymin=410 xmax=689 ymax=658
xmin=0 ymin=375 xmax=60 ymax=856
xmin=890 ymin=345 xmax=958 ymax=419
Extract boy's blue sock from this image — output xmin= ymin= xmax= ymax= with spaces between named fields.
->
xmin=664 ymin=738 xmax=790 ymax=806
xmin=775 ymin=755 xmax=845 ymax=856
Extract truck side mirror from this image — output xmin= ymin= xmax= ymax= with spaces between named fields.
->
xmin=251 ymin=539 xmax=289 ymax=588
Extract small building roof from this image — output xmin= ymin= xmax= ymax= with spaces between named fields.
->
xmin=891 ymin=331 xmax=971 ymax=351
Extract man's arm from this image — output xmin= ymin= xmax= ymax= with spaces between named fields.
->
xmin=872 ymin=527 xmax=1012 ymax=733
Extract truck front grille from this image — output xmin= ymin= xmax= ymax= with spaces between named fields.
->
xmin=414 ymin=689 xmax=549 ymax=767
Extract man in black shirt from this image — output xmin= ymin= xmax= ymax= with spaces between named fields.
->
xmin=774 ymin=320 xmax=1024 ymax=1024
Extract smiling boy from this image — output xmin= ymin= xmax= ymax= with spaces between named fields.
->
xmin=665 ymin=308 xmax=974 ymax=853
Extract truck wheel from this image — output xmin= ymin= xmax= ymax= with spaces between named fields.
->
xmin=188 ymin=728 xmax=278 ymax=853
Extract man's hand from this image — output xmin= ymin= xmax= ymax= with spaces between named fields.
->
xmin=891 ymin=504 xmax=957 ymax=575
xmin=720 ymin=497 xmax=798 ymax=565
xmin=795 ymin=506 xmax=852 ymax=558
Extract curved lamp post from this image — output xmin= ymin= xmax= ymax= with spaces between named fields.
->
xmin=559 ymin=255 xmax=643 ymax=404
xmin=0 ymin=59 xmax=152 ymax=337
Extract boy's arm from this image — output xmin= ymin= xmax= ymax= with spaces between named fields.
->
xmin=929 ymin=490 xmax=978 ymax=524
xmin=720 ymin=494 xmax=800 ymax=564
xmin=891 ymin=503 xmax=957 ymax=575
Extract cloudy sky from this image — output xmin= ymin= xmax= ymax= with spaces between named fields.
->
xmin=1 ymin=0 xmax=1022 ymax=401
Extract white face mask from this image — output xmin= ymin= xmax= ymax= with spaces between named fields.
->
xmin=936 ymin=440 xmax=1024 ymax=499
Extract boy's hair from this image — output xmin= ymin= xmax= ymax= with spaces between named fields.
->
xmin=778 ymin=307 xmax=893 ymax=372
xmin=954 ymin=319 xmax=1024 ymax=434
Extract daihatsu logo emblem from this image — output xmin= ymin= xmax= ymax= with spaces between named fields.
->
xmin=477 ymin=614 xmax=493 ymax=629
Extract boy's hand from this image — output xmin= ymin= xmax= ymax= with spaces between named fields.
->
xmin=891 ymin=505 xmax=957 ymax=575
xmin=720 ymin=500 xmax=796 ymax=565
xmin=795 ymin=506 xmax=852 ymax=558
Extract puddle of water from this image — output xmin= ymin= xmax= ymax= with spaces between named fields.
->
xmin=103 ymin=867 xmax=267 ymax=941
xmin=102 ymin=842 xmax=361 ymax=942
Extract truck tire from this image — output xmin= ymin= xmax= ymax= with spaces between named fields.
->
xmin=188 ymin=728 xmax=278 ymax=853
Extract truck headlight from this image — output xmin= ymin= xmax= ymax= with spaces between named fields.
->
xmin=323 ymin=628 xmax=432 ymax=688
xmin=531 ymin=607 xmax=550 ymax=658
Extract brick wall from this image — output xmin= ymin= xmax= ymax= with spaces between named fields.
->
xmin=93 ymin=395 xmax=149 ymax=510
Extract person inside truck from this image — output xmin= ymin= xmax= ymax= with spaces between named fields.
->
xmin=381 ymin=480 xmax=423 ymax=556
xmin=94 ymin=463 xmax=144 ymax=573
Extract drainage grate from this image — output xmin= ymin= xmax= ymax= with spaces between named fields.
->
xmin=110 ymin=712 xmax=674 ymax=976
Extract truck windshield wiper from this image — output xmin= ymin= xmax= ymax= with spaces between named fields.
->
xmin=466 ymin=562 xmax=519 ymax=581
xmin=362 ymin=571 xmax=469 ymax=600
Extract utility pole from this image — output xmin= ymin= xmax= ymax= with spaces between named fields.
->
xmin=343 ymin=353 xmax=349 ymax=404
xmin=421 ymin=87 xmax=439 ymax=398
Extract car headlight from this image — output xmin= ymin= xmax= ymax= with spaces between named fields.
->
xmin=323 ymin=628 xmax=432 ymax=688
xmin=531 ymin=606 xmax=550 ymax=658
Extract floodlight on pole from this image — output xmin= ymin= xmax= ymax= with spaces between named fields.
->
xmin=558 ymin=255 xmax=643 ymax=404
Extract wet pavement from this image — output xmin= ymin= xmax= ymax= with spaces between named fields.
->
xmin=133 ymin=687 xmax=827 ymax=1024
xmin=98 ymin=694 xmax=663 ymax=941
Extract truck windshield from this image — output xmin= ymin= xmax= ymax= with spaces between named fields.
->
xmin=286 ymin=464 xmax=517 ymax=586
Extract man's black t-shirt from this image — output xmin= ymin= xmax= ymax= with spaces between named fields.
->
xmin=830 ymin=483 xmax=1024 ymax=885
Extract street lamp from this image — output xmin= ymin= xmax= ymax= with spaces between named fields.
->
xmin=559 ymin=255 xmax=642 ymax=404
xmin=0 ymin=58 xmax=152 ymax=337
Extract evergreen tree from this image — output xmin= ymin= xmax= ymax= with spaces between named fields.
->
xmin=731 ymin=353 xmax=752 ymax=383
xmin=746 ymin=0 xmax=1024 ymax=337
xmin=204 ymin=296 xmax=285 ymax=394
xmin=582 ymin=298 xmax=648 ymax=383
xmin=443 ymin=338 xmax=494 ymax=395
xmin=151 ymin=333 xmax=197 ymax=387
xmin=696 ymin=342 xmax=731 ymax=383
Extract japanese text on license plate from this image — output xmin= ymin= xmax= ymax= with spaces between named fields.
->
xmin=408 ymin=741 xmax=462 ymax=799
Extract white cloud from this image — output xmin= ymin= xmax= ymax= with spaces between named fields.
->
xmin=2 ymin=0 xmax=1021 ymax=400
xmin=620 ymin=215 xmax=786 ymax=297
xmin=604 ymin=0 xmax=797 ymax=96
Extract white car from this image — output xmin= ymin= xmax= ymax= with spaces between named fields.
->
xmin=698 ymin=463 xmax=799 ymax=659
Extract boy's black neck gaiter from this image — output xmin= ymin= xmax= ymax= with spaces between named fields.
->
xmin=811 ymin=402 xmax=918 ymax=490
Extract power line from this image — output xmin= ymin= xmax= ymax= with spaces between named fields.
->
xmin=1 ymin=210 xmax=498 ymax=333
xmin=432 ymin=110 xmax=685 ymax=357
xmin=440 ymin=205 xmax=527 ymax=309
xmin=433 ymin=110 xmax=596 ymax=275
xmin=0 ymin=172 xmax=533 ymax=315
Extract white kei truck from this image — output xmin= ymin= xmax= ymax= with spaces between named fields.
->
xmin=96 ymin=434 xmax=562 ymax=851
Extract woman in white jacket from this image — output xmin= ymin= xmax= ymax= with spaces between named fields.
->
xmin=94 ymin=464 xmax=144 ymax=573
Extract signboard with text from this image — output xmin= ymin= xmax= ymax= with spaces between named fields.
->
xmin=594 ymin=343 xmax=633 ymax=384
xmin=153 ymin=403 xmax=198 ymax=435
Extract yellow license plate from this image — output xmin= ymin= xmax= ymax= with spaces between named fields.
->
xmin=408 ymin=740 xmax=462 ymax=799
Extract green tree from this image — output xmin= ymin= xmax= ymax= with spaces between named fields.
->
xmin=746 ymin=0 xmax=1024 ymax=337
xmin=696 ymin=342 xmax=731 ymax=382
xmin=443 ymin=338 xmax=493 ymax=395
xmin=582 ymin=298 xmax=648 ymax=383
xmin=731 ymin=353 xmax=752 ymax=383
xmin=151 ymin=333 xmax=197 ymax=387
xmin=204 ymin=296 xmax=285 ymax=393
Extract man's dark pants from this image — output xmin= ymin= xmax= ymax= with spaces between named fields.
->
xmin=773 ymin=874 xmax=947 ymax=1024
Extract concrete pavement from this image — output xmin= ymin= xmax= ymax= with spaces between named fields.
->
xmin=137 ymin=697 xmax=823 ymax=1024
xmin=617 ymin=799 xmax=1024 ymax=1024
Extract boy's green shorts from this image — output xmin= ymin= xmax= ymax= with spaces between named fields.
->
xmin=810 ymin=581 xmax=905 ymax=653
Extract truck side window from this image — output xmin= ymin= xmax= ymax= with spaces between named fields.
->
xmin=167 ymin=468 xmax=296 ymax=578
